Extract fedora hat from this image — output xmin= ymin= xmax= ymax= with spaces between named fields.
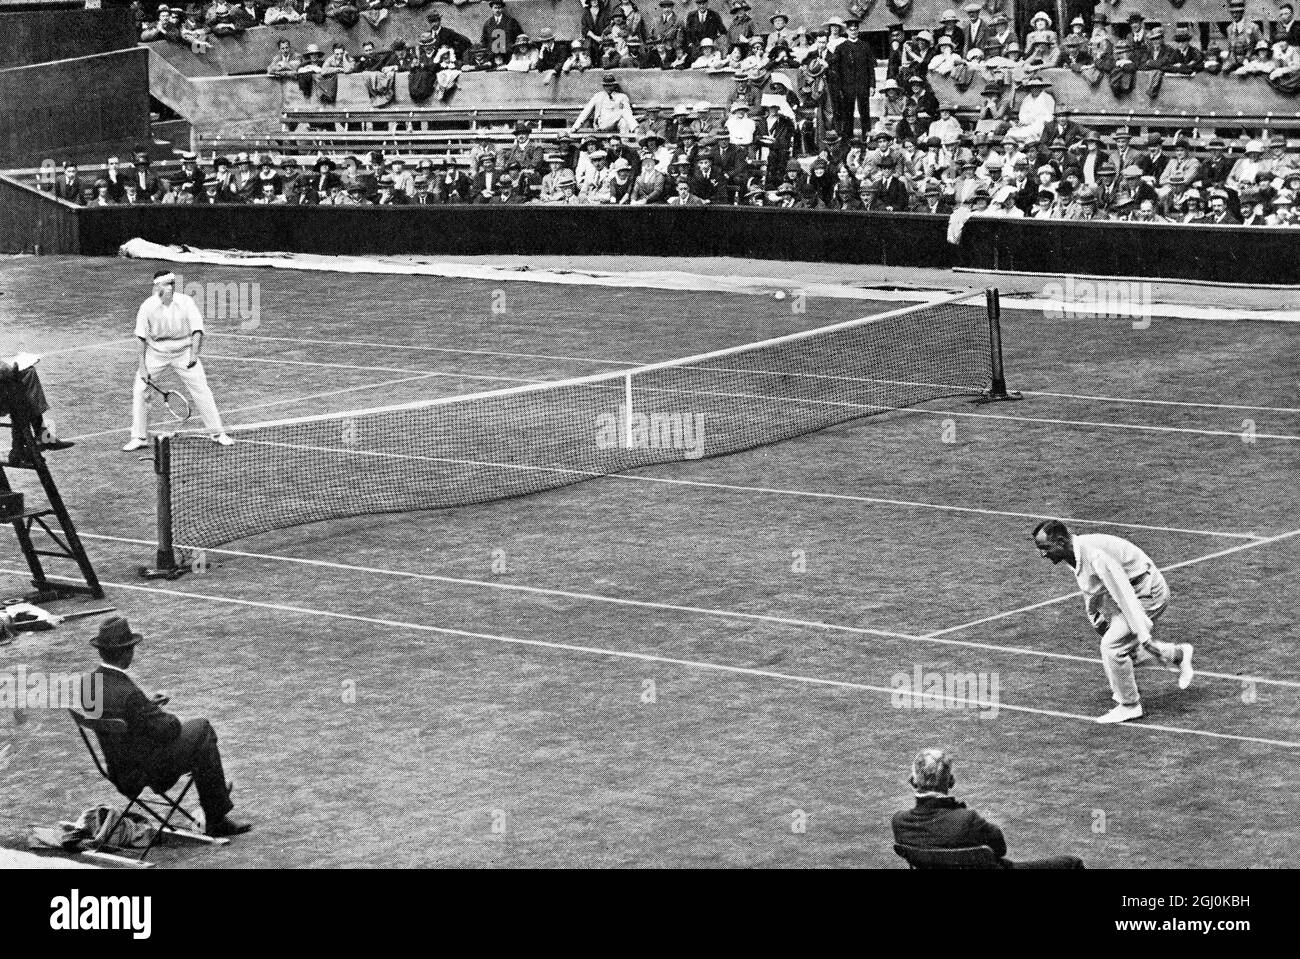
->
xmin=91 ymin=616 xmax=142 ymax=650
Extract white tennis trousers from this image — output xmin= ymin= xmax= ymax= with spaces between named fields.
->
xmin=131 ymin=347 xmax=225 ymax=439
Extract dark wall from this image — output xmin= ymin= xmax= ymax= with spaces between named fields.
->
xmin=0 ymin=174 xmax=78 ymax=254
xmin=961 ymin=218 xmax=1300 ymax=286
xmin=0 ymin=48 xmax=152 ymax=168
xmin=0 ymin=9 xmax=137 ymax=70
xmin=73 ymin=204 xmax=957 ymax=267
xmin=70 ymin=203 xmax=1300 ymax=284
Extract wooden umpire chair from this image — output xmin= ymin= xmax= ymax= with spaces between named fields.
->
xmin=68 ymin=708 xmax=229 ymax=867
xmin=893 ymin=843 xmax=1001 ymax=870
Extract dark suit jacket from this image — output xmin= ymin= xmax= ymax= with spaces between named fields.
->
xmin=90 ymin=665 xmax=182 ymax=794
xmin=891 ymin=795 xmax=1010 ymax=866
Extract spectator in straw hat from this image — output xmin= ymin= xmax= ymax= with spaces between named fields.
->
xmin=505 ymin=33 xmax=536 ymax=71
xmin=631 ymin=145 xmax=669 ymax=202
xmin=726 ymin=0 xmax=755 ymax=52
xmin=934 ymin=8 xmax=965 ymax=56
xmin=537 ymin=152 xmax=571 ymax=201
xmin=1228 ymin=139 xmax=1267 ymax=192
xmin=766 ymin=10 xmax=797 ymax=53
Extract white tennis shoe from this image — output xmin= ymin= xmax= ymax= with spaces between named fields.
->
xmin=122 ymin=437 xmax=149 ymax=452
xmin=1178 ymin=644 xmax=1194 ymax=690
xmin=1096 ymin=703 xmax=1143 ymax=724
xmin=213 ymin=434 xmax=235 ymax=447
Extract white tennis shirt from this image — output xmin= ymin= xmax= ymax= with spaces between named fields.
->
xmin=1071 ymin=533 xmax=1161 ymax=641
xmin=136 ymin=291 xmax=204 ymax=355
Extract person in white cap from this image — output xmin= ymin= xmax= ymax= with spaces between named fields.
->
xmin=1033 ymin=520 xmax=1192 ymax=724
xmin=1227 ymin=139 xmax=1267 ymax=192
xmin=123 ymin=271 xmax=233 ymax=451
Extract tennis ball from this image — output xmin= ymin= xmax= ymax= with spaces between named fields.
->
xmin=773 ymin=290 xmax=787 ymax=300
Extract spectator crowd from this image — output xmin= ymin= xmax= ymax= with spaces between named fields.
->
xmin=41 ymin=117 xmax=1300 ymax=225
xmin=139 ymin=0 xmax=1300 ymax=97
xmin=41 ymin=1 xmax=1298 ymax=222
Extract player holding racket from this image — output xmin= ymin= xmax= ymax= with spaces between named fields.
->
xmin=123 ymin=270 xmax=234 ymax=451
xmin=1032 ymin=520 xmax=1193 ymax=724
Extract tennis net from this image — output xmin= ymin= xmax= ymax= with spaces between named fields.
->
xmin=148 ymin=289 xmax=1012 ymax=568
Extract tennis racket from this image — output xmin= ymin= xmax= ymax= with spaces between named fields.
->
xmin=142 ymin=375 xmax=192 ymax=422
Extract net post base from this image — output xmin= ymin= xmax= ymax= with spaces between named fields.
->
xmin=137 ymin=549 xmax=190 ymax=581
xmin=972 ymin=389 xmax=1024 ymax=405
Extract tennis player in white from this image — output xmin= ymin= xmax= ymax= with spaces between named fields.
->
xmin=123 ymin=270 xmax=233 ymax=451
xmin=1033 ymin=520 xmax=1193 ymax=724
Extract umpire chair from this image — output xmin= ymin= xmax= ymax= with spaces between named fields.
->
xmin=68 ymin=708 xmax=229 ymax=867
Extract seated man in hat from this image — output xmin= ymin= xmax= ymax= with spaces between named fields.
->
xmin=571 ymin=74 xmax=638 ymax=133
xmin=1161 ymin=25 xmax=1203 ymax=74
xmin=0 ymin=357 xmax=73 ymax=467
xmin=86 ymin=616 xmax=251 ymax=839
xmin=892 ymin=748 xmax=1084 ymax=869
xmin=1137 ymin=24 xmax=1176 ymax=71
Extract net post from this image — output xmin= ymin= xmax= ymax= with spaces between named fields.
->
xmin=139 ymin=435 xmax=188 ymax=580
xmin=624 ymin=373 xmax=633 ymax=449
xmin=976 ymin=288 xmax=1023 ymax=404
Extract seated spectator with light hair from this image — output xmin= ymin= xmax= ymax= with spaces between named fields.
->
xmin=891 ymin=748 xmax=1085 ymax=869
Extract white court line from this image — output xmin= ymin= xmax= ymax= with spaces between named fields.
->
xmin=924 ymin=526 xmax=1300 ymax=639
xmin=78 ymin=531 xmax=1300 ymax=690
xmin=29 ymin=337 xmax=136 ymax=357
xmin=209 ymin=332 xmax=641 ymax=369
xmin=237 ymin=438 xmax=1261 ymax=541
xmin=60 ymin=371 xmax=467 ymax=443
xmin=914 ymin=406 xmax=1300 ymax=442
xmin=211 ymin=333 xmax=1300 ymax=415
xmin=7 ymin=568 xmax=1296 ymax=749
xmin=101 ymin=344 xmax=542 ymax=382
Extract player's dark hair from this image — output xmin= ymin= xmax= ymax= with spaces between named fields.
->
xmin=1033 ymin=519 xmax=1070 ymax=542
xmin=152 ymin=269 xmax=171 ymax=281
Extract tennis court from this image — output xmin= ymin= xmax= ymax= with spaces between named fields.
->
xmin=1 ymin=256 xmax=1297 ymax=868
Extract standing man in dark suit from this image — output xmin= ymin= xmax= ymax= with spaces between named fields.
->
xmin=962 ymin=2 xmax=990 ymax=54
xmin=875 ymin=155 xmax=911 ymax=211
xmin=426 ymin=11 xmax=473 ymax=60
xmin=828 ymin=16 xmax=875 ymax=140
xmin=86 ymin=617 xmax=251 ymax=839
xmin=55 ymin=161 xmax=84 ymax=204
xmin=892 ymin=748 xmax=1084 ymax=869
xmin=480 ymin=0 xmax=523 ymax=60
xmin=129 ymin=150 xmax=163 ymax=202
xmin=682 ymin=0 xmax=725 ymax=60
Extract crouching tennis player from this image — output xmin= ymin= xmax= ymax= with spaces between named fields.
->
xmin=1032 ymin=520 xmax=1193 ymax=724
xmin=123 ymin=270 xmax=233 ymax=451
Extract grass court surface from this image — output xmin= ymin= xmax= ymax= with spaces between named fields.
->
xmin=0 ymin=256 xmax=1296 ymax=868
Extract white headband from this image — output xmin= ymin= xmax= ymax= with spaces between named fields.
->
xmin=153 ymin=272 xmax=176 ymax=286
